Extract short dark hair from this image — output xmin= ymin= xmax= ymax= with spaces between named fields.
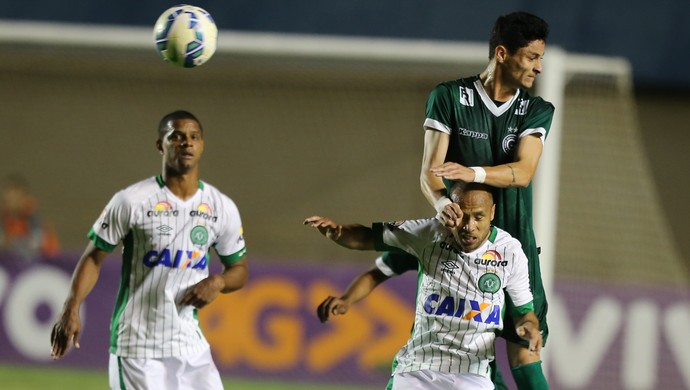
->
xmin=488 ymin=12 xmax=549 ymax=59
xmin=158 ymin=110 xmax=202 ymax=139
xmin=449 ymin=182 xmax=495 ymax=204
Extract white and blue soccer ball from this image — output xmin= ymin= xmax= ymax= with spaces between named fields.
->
xmin=154 ymin=4 xmax=218 ymax=68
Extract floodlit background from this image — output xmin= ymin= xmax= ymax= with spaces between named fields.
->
xmin=1 ymin=1 xmax=689 ymax=389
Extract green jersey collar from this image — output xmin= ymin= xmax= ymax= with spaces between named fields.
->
xmin=155 ymin=175 xmax=203 ymax=189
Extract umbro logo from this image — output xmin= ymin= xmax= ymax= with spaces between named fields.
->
xmin=156 ymin=225 xmax=173 ymax=235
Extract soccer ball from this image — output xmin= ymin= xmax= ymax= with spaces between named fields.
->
xmin=154 ymin=4 xmax=218 ymax=68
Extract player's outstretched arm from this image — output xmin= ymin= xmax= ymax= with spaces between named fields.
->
xmin=430 ymin=135 xmax=544 ymax=188
xmin=303 ymin=216 xmax=375 ymax=250
xmin=317 ymin=267 xmax=390 ymax=323
xmin=180 ymin=257 xmax=248 ymax=309
xmin=51 ymin=242 xmax=109 ymax=359
xmin=514 ymin=311 xmax=542 ymax=356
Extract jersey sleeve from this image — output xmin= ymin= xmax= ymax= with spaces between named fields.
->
xmin=520 ymin=98 xmax=555 ymax=144
xmin=372 ymin=219 xmax=432 ymax=259
xmin=88 ymin=191 xmax=132 ymax=252
xmin=423 ymin=82 xmax=455 ymax=134
xmin=213 ymin=196 xmax=246 ymax=265
xmin=375 ymin=251 xmax=418 ymax=277
xmin=504 ymin=241 xmax=533 ymax=309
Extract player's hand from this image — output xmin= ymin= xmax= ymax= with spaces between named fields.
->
xmin=179 ymin=275 xmax=224 ymax=309
xmin=50 ymin=308 xmax=81 ymax=360
xmin=304 ymin=216 xmax=342 ymax=240
xmin=437 ymin=203 xmax=463 ymax=229
xmin=317 ymin=296 xmax=350 ymax=323
xmin=430 ymin=162 xmax=475 ymax=182
xmin=516 ymin=322 xmax=543 ymax=356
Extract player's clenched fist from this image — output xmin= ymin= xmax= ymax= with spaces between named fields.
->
xmin=317 ymin=296 xmax=351 ymax=323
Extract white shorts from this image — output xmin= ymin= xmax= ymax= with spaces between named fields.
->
xmin=391 ymin=370 xmax=493 ymax=390
xmin=108 ymin=348 xmax=223 ymax=390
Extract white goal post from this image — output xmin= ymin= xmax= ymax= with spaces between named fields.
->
xmin=0 ymin=16 xmax=633 ymax=305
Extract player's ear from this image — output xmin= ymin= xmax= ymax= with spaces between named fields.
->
xmin=495 ymin=45 xmax=508 ymax=63
xmin=490 ymin=204 xmax=496 ymax=221
xmin=156 ymin=139 xmax=163 ymax=154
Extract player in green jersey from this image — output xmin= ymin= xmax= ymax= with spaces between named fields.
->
xmin=420 ymin=11 xmax=552 ymax=390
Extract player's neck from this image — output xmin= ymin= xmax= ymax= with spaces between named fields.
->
xmin=161 ymin=170 xmax=200 ymax=200
xmin=480 ymin=61 xmax=518 ymax=103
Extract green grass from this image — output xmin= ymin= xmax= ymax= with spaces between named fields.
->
xmin=0 ymin=365 xmax=380 ymax=390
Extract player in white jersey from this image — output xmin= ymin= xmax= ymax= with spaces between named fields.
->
xmin=50 ymin=110 xmax=248 ymax=390
xmin=305 ymin=183 xmax=541 ymax=389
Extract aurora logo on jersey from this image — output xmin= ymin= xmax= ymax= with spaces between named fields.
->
xmin=423 ymin=293 xmax=501 ymax=325
xmin=189 ymin=203 xmax=217 ymax=222
xmin=439 ymin=241 xmax=460 ymax=254
xmin=474 ymin=250 xmax=508 ymax=267
xmin=142 ymin=249 xmax=208 ymax=270
xmin=458 ymin=86 xmax=475 ymax=107
xmin=147 ymin=201 xmax=179 ymax=217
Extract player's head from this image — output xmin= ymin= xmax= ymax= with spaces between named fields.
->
xmin=156 ymin=110 xmax=205 ymax=174
xmin=157 ymin=110 xmax=203 ymax=140
xmin=489 ymin=12 xmax=549 ymax=59
xmin=449 ymin=182 xmax=496 ymax=252
xmin=488 ymin=12 xmax=549 ymax=89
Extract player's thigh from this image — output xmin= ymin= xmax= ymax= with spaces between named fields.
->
xmin=391 ymin=370 xmax=492 ymax=390
xmin=109 ymin=354 xmax=166 ymax=390
xmin=179 ymin=348 xmax=223 ymax=390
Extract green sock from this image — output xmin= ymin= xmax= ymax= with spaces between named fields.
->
xmin=511 ymin=361 xmax=549 ymax=390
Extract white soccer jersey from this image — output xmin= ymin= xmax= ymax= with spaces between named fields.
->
xmin=89 ymin=175 xmax=246 ymax=358
xmin=373 ymin=218 xmax=532 ymax=378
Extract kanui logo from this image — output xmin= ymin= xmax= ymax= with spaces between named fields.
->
xmin=423 ymin=293 xmax=501 ymax=325
xmin=143 ymin=249 xmax=208 ymax=270
xmin=190 ymin=203 xmax=217 ymax=222
xmin=147 ymin=201 xmax=179 ymax=217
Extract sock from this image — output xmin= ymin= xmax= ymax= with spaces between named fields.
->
xmin=511 ymin=361 xmax=549 ymax=390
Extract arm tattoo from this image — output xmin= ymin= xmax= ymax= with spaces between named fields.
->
xmin=507 ymin=164 xmax=516 ymax=186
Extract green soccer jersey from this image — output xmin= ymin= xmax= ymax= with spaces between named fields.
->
xmin=424 ymin=75 xmax=554 ymax=342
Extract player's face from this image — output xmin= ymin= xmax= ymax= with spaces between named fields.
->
xmin=158 ymin=118 xmax=205 ymax=173
xmin=501 ymin=40 xmax=545 ymax=90
xmin=453 ymin=190 xmax=495 ymax=252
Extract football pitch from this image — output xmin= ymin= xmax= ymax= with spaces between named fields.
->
xmin=0 ymin=365 xmax=380 ymax=390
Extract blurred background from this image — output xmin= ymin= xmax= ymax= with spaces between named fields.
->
xmin=1 ymin=1 xmax=689 ymax=389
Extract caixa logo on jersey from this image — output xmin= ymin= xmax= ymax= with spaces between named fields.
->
xmin=190 ymin=203 xmax=217 ymax=222
xmin=142 ymin=249 xmax=208 ymax=270
xmin=146 ymin=201 xmax=180 ymax=217
xmin=423 ymin=293 xmax=501 ymax=325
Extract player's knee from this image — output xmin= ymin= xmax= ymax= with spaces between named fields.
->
xmin=506 ymin=341 xmax=541 ymax=367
